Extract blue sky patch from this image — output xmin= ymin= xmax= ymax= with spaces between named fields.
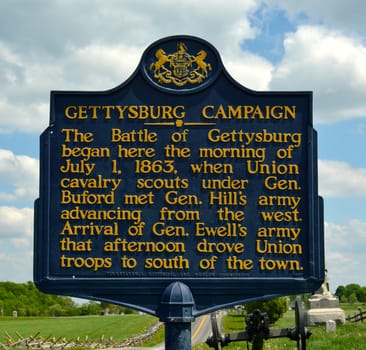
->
xmin=242 ymin=4 xmax=306 ymax=64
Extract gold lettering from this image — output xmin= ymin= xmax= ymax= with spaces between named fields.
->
xmin=103 ymin=238 xmax=186 ymax=253
xmin=152 ymin=222 xmax=189 ymax=237
xmin=264 ymin=176 xmax=301 ymax=190
xmin=144 ymin=256 xmax=189 ymax=270
xmin=259 ymin=257 xmax=303 ymax=271
xmin=61 ymin=144 xmax=110 ymax=161
xmin=60 ymin=255 xmax=112 ymax=271
xmin=256 ymin=239 xmax=302 ymax=254
xmin=164 ymin=191 xmax=201 ymax=205
xmin=201 ymin=105 xmax=297 ymax=120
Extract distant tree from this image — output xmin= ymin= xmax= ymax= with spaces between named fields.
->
xmin=79 ymin=301 xmax=103 ymax=315
xmin=340 ymin=295 xmax=348 ymax=303
xmin=121 ymin=306 xmax=137 ymax=314
xmin=100 ymin=302 xmax=137 ymax=315
xmin=49 ymin=303 xmax=65 ymax=317
xmin=335 ymin=284 xmax=366 ymax=303
xmin=0 ymin=281 xmax=90 ymax=316
xmin=345 ymin=284 xmax=362 ymax=299
xmin=245 ymin=297 xmax=288 ymax=324
xmin=335 ymin=285 xmax=346 ymax=300
xmin=359 ymin=287 xmax=366 ymax=302
xmin=348 ymin=293 xmax=358 ymax=304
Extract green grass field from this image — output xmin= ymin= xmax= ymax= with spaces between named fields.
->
xmin=1 ymin=304 xmax=366 ymax=349
xmin=0 ymin=314 xmax=158 ymax=344
xmin=193 ymin=303 xmax=366 ymax=350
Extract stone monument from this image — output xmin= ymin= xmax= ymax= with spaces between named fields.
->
xmin=305 ymin=270 xmax=345 ymax=325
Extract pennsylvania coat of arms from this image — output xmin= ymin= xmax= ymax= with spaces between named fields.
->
xmin=149 ymin=42 xmax=212 ymax=87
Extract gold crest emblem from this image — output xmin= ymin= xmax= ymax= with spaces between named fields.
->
xmin=149 ymin=42 xmax=212 ymax=87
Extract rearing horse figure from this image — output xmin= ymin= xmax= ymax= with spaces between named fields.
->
xmin=149 ymin=49 xmax=171 ymax=73
xmin=193 ymin=50 xmax=212 ymax=76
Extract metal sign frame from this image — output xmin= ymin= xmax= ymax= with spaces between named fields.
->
xmin=34 ymin=35 xmax=324 ymax=317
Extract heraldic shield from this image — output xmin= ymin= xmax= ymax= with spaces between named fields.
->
xmin=143 ymin=36 xmax=220 ymax=92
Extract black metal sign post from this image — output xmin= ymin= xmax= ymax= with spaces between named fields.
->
xmin=34 ymin=36 xmax=324 ymax=349
xmin=159 ymin=282 xmax=194 ymax=350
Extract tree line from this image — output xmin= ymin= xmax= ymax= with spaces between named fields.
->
xmin=335 ymin=283 xmax=366 ymax=303
xmin=0 ymin=281 xmax=135 ymax=317
xmin=1 ymin=281 xmax=365 ymax=317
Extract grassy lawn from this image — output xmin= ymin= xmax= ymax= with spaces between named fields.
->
xmin=194 ymin=303 xmax=366 ymax=350
xmin=0 ymin=314 xmax=158 ymax=344
xmin=2 ymin=303 xmax=366 ymax=349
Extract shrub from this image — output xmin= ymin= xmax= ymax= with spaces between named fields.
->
xmin=244 ymin=297 xmax=288 ymax=324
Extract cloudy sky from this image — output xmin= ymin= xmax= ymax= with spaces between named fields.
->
xmin=1 ymin=0 xmax=366 ymax=293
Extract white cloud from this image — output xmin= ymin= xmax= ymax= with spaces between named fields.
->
xmin=0 ymin=206 xmax=33 ymax=281
xmin=224 ymin=51 xmax=273 ymax=90
xmin=10 ymin=238 xmax=31 ymax=248
xmin=0 ymin=206 xmax=33 ymax=243
xmin=265 ymin=0 xmax=366 ymax=34
xmin=0 ymin=0 xmax=259 ymax=52
xmin=0 ymin=98 xmax=49 ymax=133
xmin=325 ymin=220 xmax=366 ymax=289
xmin=65 ymin=43 xmax=142 ymax=90
xmin=270 ymin=25 xmax=366 ymax=123
xmin=0 ymin=0 xmax=269 ymax=133
xmin=319 ymin=160 xmax=366 ymax=198
xmin=0 ymin=251 xmax=33 ymax=283
xmin=0 ymin=149 xmax=39 ymax=202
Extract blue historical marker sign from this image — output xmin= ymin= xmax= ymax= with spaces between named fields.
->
xmin=34 ymin=35 xmax=324 ymax=316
